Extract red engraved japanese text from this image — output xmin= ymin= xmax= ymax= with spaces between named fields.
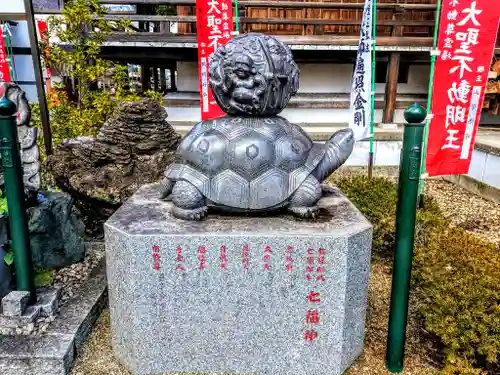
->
xmin=197 ymin=245 xmax=207 ymax=271
xmin=152 ymin=245 xmax=161 ymax=271
xmin=242 ymin=244 xmax=249 ymax=272
xmin=263 ymin=245 xmax=272 ymax=271
xmin=175 ymin=246 xmax=185 ymax=272
xmin=285 ymin=245 xmax=295 ymax=272
xmin=220 ymin=244 xmax=228 ymax=270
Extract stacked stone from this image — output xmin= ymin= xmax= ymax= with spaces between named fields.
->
xmin=47 ymin=99 xmax=181 ymax=232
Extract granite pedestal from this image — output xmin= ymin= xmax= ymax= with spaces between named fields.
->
xmin=105 ymin=183 xmax=373 ymax=375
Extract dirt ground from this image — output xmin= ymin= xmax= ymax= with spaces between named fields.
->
xmin=70 ymin=170 xmax=500 ymax=375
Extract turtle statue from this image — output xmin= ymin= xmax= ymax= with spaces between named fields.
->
xmin=159 ymin=33 xmax=354 ymax=220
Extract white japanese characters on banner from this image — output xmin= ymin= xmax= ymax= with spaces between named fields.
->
xmin=426 ymin=0 xmax=500 ymax=176
xmin=196 ymin=0 xmax=234 ymax=120
xmin=349 ymin=0 xmax=373 ymax=141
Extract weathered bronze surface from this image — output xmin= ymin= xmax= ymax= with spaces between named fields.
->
xmin=160 ymin=33 xmax=354 ymax=220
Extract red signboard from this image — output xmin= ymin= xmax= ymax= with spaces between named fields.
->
xmin=37 ymin=20 xmax=52 ymax=78
xmin=196 ymin=0 xmax=234 ymax=120
xmin=426 ymin=0 xmax=500 ymax=176
xmin=0 ymin=27 xmax=12 ymax=83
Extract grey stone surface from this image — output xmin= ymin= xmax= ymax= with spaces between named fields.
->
xmin=0 ymin=334 xmax=74 ymax=375
xmin=28 ymin=191 xmax=86 ymax=269
xmin=36 ymin=287 xmax=61 ymax=318
xmin=0 ymin=258 xmax=108 ymax=375
xmin=0 ymin=82 xmax=41 ymax=196
xmin=0 ymin=306 xmax=40 ymax=328
xmin=2 ymin=291 xmax=30 ymax=317
xmin=33 ymin=0 xmax=63 ymax=11
xmin=46 ymin=259 xmax=108 ymax=351
xmin=105 ymin=183 xmax=373 ymax=375
xmin=47 ymin=98 xmax=180 ymax=235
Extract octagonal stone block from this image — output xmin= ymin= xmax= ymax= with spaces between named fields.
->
xmin=105 ymin=183 xmax=373 ymax=375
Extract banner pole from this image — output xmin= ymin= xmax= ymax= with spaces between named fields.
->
xmin=368 ymin=0 xmax=377 ymax=179
xmin=234 ymin=0 xmax=239 ymax=34
xmin=418 ymin=0 xmax=442 ymax=206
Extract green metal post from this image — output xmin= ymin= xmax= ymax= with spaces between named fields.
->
xmin=385 ymin=103 xmax=427 ymax=373
xmin=0 ymin=97 xmax=35 ymax=302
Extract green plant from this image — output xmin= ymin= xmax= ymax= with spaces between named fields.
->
xmin=34 ymin=269 xmax=54 ymax=287
xmin=4 ymin=250 xmax=14 ymax=266
xmin=45 ymin=0 xmax=130 ymax=106
xmin=334 ymin=175 xmax=398 ymax=256
xmin=335 ymin=174 xmax=500 ymax=374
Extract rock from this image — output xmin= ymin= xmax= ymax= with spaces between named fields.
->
xmin=47 ymin=98 xmax=181 ymax=235
xmin=0 ymin=246 xmax=11 ymax=300
xmin=28 ymin=191 xmax=85 ymax=269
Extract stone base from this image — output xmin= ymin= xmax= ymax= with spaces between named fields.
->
xmin=0 ymin=259 xmax=108 ymax=375
xmin=105 ymin=183 xmax=373 ymax=375
xmin=0 ymin=288 xmax=60 ymax=330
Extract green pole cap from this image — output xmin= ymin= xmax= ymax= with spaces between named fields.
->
xmin=0 ymin=96 xmax=17 ymax=117
xmin=404 ymin=103 xmax=427 ymax=124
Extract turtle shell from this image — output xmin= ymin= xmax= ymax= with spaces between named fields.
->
xmin=166 ymin=116 xmax=325 ymax=210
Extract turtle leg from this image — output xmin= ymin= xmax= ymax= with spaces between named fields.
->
xmin=287 ymin=175 xmax=322 ymax=219
xmin=159 ymin=177 xmax=175 ymax=199
xmin=170 ymin=180 xmax=208 ymax=221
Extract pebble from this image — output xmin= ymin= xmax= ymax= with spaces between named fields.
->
xmin=1 ymin=241 xmax=105 ymax=337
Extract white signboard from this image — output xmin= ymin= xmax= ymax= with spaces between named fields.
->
xmin=348 ymin=0 xmax=373 ymax=141
xmin=0 ymin=0 xmax=26 ymax=14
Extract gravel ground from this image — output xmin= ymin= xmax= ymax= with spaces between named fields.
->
xmin=70 ymin=166 xmax=500 ymax=374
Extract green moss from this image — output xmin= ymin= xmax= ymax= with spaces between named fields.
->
xmin=336 ymin=175 xmax=500 ymax=374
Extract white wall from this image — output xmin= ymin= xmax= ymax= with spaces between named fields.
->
xmin=177 ymin=61 xmax=430 ymax=95
xmin=0 ymin=0 xmax=25 ymax=13
xmin=467 ymin=149 xmax=500 ymax=189
xmin=176 ymin=62 xmax=200 ymax=92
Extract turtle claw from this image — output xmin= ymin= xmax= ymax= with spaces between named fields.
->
xmin=288 ymin=205 xmax=320 ymax=219
xmin=172 ymin=206 xmax=208 ymax=221
xmin=321 ymin=184 xmax=341 ymax=197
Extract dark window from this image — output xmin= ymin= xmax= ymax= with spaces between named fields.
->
xmin=373 ymin=62 xmax=410 ymax=84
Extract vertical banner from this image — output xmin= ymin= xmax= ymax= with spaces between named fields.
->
xmin=349 ymin=0 xmax=373 ymax=141
xmin=196 ymin=0 xmax=234 ymax=120
xmin=426 ymin=0 xmax=500 ymax=176
xmin=0 ymin=26 xmax=12 ymax=82
xmin=36 ymin=20 xmax=52 ymax=79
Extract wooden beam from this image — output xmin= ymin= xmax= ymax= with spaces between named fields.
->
xmin=104 ymin=33 xmax=434 ymax=47
xmin=153 ymin=67 xmax=159 ymax=91
xmin=383 ymin=13 xmax=403 ymax=124
xmin=97 ymin=0 xmax=437 ymax=10
xmin=95 ymin=14 xmax=434 ymax=26
xmin=159 ymin=68 xmax=167 ymax=92
xmin=141 ymin=65 xmax=150 ymax=92
xmin=0 ymin=13 xmax=26 ymax=20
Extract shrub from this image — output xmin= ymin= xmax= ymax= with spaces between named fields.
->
xmin=336 ymin=174 xmax=500 ymax=374
xmin=334 ymin=175 xmax=398 ymax=256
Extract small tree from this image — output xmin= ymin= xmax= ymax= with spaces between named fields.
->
xmin=45 ymin=0 xmax=130 ymax=107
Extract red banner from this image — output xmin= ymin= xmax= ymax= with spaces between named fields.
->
xmin=426 ymin=0 xmax=500 ymax=176
xmin=0 ymin=27 xmax=12 ymax=83
xmin=37 ymin=20 xmax=52 ymax=79
xmin=196 ymin=0 xmax=234 ymax=120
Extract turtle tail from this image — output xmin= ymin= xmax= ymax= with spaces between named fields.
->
xmin=312 ymin=128 xmax=355 ymax=182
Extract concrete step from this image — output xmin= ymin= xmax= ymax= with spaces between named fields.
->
xmin=168 ymin=120 xmax=404 ymax=142
xmin=163 ymin=91 xmax=427 ymax=109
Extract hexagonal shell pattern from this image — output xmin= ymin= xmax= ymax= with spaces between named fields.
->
xmin=210 ymin=170 xmax=250 ymax=208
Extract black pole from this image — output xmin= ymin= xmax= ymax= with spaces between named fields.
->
xmin=22 ymin=0 xmax=52 ymax=155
